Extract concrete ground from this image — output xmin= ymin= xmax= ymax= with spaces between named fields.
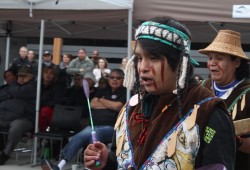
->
xmin=1 ymin=139 xmax=85 ymax=170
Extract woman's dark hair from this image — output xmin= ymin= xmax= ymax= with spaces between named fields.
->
xmin=110 ymin=68 xmax=125 ymax=79
xmin=230 ymin=55 xmax=250 ymax=79
xmin=134 ymin=16 xmax=194 ymax=118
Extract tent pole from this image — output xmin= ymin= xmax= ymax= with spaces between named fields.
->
xmin=4 ymin=33 xmax=10 ymax=71
xmin=126 ymin=8 xmax=133 ymax=101
xmin=33 ymin=19 xmax=45 ymax=165
xmin=207 ymin=21 xmax=218 ymax=33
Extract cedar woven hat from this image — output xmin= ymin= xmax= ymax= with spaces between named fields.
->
xmin=199 ymin=30 xmax=249 ymax=60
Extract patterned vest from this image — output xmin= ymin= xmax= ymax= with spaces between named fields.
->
xmin=114 ymin=84 xmax=225 ymax=169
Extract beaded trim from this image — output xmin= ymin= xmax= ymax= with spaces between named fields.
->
xmin=135 ymin=21 xmax=191 ymax=52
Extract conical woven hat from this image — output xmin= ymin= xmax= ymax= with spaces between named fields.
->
xmin=199 ymin=30 xmax=249 ymax=60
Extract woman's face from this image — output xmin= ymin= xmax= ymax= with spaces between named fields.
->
xmin=43 ymin=69 xmax=55 ymax=83
xmin=98 ymin=59 xmax=106 ymax=68
xmin=135 ymin=43 xmax=177 ymax=95
xmin=122 ymin=58 xmax=128 ymax=66
xmin=63 ymin=55 xmax=70 ymax=64
xmin=207 ymin=52 xmax=240 ymax=86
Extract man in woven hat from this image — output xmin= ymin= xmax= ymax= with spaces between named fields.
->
xmin=199 ymin=29 xmax=250 ymax=170
xmin=83 ymin=17 xmax=236 ymax=170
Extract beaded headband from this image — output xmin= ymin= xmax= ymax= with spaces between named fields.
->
xmin=135 ymin=21 xmax=190 ymax=51
xmin=135 ymin=21 xmax=198 ymax=66
xmin=123 ymin=21 xmax=198 ymax=91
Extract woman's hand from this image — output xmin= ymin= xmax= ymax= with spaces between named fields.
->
xmin=84 ymin=142 xmax=109 ymax=170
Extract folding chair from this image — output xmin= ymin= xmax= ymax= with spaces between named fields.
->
xmin=35 ymin=104 xmax=83 ymax=161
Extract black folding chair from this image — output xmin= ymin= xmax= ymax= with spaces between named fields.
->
xmin=35 ymin=104 xmax=83 ymax=161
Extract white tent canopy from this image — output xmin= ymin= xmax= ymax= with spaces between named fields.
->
xmin=0 ymin=0 xmax=249 ymax=43
xmin=0 ymin=0 xmax=133 ymax=10
xmin=0 ymin=0 xmax=133 ymax=40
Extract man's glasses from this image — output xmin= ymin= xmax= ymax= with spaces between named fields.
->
xmin=109 ymin=76 xmax=123 ymax=80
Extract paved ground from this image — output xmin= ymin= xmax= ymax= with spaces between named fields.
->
xmin=1 ymin=140 xmax=85 ymax=170
xmin=2 ymin=155 xmax=84 ymax=170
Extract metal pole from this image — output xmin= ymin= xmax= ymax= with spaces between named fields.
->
xmin=33 ymin=19 xmax=45 ymax=165
xmin=126 ymin=8 xmax=133 ymax=101
xmin=4 ymin=34 xmax=10 ymax=71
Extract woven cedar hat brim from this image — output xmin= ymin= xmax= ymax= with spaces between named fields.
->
xmin=199 ymin=30 xmax=249 ymax=61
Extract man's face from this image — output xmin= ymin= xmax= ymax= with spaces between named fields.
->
xmin=19 ymin=47 xmax=28 ymax=59
xmin=108 ymin=72 xmax=124 ymax=90
xmin=27 ymin=50 xmax=35 ymax=61
xmin=92 ymin=50 xmax=99 ymax=59
xmin=78 ymin=49 xmax=86 ymax=60
xmin=43 ymin=54 xmax=52 ymax=62
xmin=17 ymin=74 xmax=33 ymax=85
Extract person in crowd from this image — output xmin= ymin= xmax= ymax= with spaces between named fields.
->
xmin=27 ymin=50 xmax=38 ymax=76
xmin=9 ymin=46 xmax=32 ymax=76
xmin=120 ymin=56 xmax=128 ymax=72
xmin=39 ymin=66 xmax=64 ymax=132
xmin=42 ymin=69 xmax=126 ymax=170
xmin=199 ymin=29 xmax=250 ymax=170
xmin=57 ymin=53 xmax=72 ymax=93
xmin=0 ymin=69 xmax=17 ymax=90
xmin=0 ymin=66 xmax=36 ymax=165
xmin=66 ymin=48 xmax=94 ymax=77
xmin=93 ymin=57 xmax=111 ymax=87
xmin=91 ymin=50 xmax=100 ymax=67
xmin=97 ymin=77 xmax=109 ymax=90
xmin=63 ymin=72 xmax=97 ymax=129
xmin=83 ymin=16 xmax=236 ymax=170
xmin=0 ymin=69 xmax=17 ymax=151
xmin=42 ymin=51 xmax=57 ymax=68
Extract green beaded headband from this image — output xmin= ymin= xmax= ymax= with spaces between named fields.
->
xmin=135 ymin=21 xmax=199 ymax=66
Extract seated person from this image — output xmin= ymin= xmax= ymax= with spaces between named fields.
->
xmin=63 ymin=72 xmax=96 ymax=107
xmin=42 ymin=69 xmax=126 ymax=170
xmin=97 ymin=77 xmax=109 ymax=90
xmin=0 ymin=66 xmax=36 ymax=165
xmin=0 ymin=69 xmax=17 ymax=90
xmin=63 ymin=72 xmax=97 ymax=129
xmin=39 ymin=66 xmax=64 ymax=132
xmin=57 ymin=53 xmax=72 ymax=94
